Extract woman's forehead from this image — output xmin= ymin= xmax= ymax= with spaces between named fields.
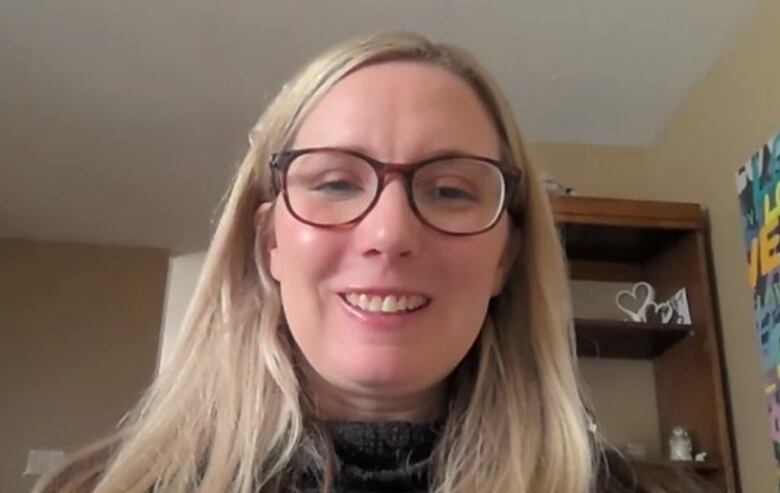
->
xmin=293 ymin=61 xmax=500 ymax=161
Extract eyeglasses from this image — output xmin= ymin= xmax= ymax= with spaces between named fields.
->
xmin=268 ymin=147 xmax=522 ymax=236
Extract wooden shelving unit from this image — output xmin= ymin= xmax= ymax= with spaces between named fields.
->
xmin=550 ymin=195 xmax=740 ymax=493
xmin=574 ymin=318 xmax=692 ymax=359
xmin=648 ymin=458 xmax=724 ymax=474
xmin=668 ymin=460 xmax=724 ymax=474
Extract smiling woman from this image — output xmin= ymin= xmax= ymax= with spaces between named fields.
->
xmin=31 ymin=31 xmax=714 ymax=493
xmin=266 ymin=60 xmax=517 ymax=427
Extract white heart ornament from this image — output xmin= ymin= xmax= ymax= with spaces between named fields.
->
xmin=651 ymin=301 xmax=675 ymax=323
xmin=615 ymin=282 xmax=656 ymax=322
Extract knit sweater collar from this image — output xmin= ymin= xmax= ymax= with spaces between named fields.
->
xmin=304 ymin=419 xmax=444 ymax=492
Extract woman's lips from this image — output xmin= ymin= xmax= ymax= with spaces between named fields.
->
xmin=342 ymin=292 xmax=430 ymax=312
xmin=337 ymin=293 xmax=431 ymax=330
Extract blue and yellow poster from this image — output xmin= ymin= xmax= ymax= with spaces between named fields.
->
xmin=736 ymin=129 xmax=780 ymax=465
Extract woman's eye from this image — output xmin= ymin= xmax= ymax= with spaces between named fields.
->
xmin=312 ymin=179 xmax=362 ymax=193
xmin=436 ymin=186 xmax=472 ymax=199
xmin=426 ymin=185 xmax=477 ymax=202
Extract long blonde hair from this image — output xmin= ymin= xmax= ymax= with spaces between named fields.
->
xmin=35 ymin=31 xmax=599 ymax=493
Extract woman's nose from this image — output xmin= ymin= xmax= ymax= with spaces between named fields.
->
xmin=353 ymin=178 xmax=423 ymax=260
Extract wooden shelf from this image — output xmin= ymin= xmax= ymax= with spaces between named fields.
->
xmin=550 ymin=195 xmax=704 ymax=229
xmin=550 ymin=195 xmax=702 ymax=267
xmin=547 ymin=195 xmax=738 ymax=492
xmin=575 ymin=318 xmax=693 ymax=359
xmin=643 ymin=458 xmax=724 ymax=473
xmin=560 ymin=223 xmax=688 ymax=265
xmin=673 ymin=460 xmax=723 ymax=473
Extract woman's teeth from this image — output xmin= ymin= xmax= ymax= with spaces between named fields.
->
xmin=343 ymin=293 xmax=429 ymax=313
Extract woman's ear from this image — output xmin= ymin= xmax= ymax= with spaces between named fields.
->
xmin=255 ymin=202 xmax=281 ymax=282
xmin=491 ymin=226 xmax=522 ymax=296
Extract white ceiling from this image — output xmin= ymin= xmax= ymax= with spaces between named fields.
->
xmin=0 ymin=0 xmax=759 ymax=253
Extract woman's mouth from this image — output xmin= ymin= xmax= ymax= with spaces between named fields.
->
xmin=340 ymin=292 xmax=431 ymax=314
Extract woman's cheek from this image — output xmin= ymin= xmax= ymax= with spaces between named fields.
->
xmin=273 ymin=206 xmax=343 ymax=285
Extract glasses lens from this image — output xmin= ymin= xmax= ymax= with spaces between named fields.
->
xmin=413 ymin=158 xmax=505 ymax=234
xmin=285 ymin=151 xmax=378 ymax=225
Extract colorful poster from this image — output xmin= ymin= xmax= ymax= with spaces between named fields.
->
xmin=735 ymin=129 xmax=780 ymax=465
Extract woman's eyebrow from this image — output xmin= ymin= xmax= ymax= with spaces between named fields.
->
xmin=313 ymin=144 xmax=495 ymax=161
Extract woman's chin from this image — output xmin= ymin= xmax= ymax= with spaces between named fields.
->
xmin=340 ymin=359 xmax=418 ymax=390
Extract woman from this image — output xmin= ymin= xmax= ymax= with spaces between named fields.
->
xmin=34 ymin=31 xmax=713 ymax=493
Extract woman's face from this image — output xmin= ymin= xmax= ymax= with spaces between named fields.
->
xmin=268 ymin=61 xmax=513 ymax=416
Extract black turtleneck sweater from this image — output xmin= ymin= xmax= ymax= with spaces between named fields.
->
xmin=288 ymin=421 xmax=705 ymax=493
xmin=296 ymin=420 xmax=443 ymax=493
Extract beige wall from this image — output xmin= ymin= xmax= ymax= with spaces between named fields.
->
xmin=528 ymin=142 xmax=649 ymax=199
xmin=159 ymin=251 xmax=205 ymax=372
xmin=0 ymin=239 xmax=169 ymax=493
xmin=529 ymin=2 xmax=780 ymax=489
xmin=643 ymin=1 xmax=779 ymax=491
